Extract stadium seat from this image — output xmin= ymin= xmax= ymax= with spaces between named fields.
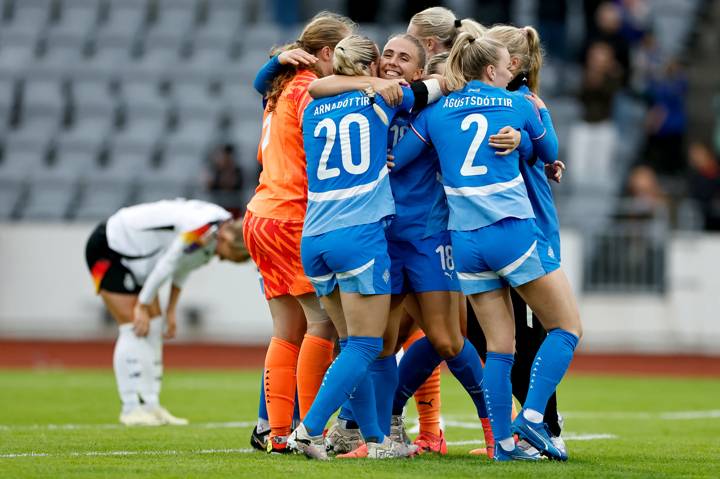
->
xmin=0 ymin=77 xmax=16 ymax=128
xmin=69 ymin=78 xmax=117 ymax=122
xmin=0 ymin=31 xmax=38 ymax=73
xmin=1 ymin=3 xmax=50 ymax=39
xmin=100 ymin=0 xmax=147 ymax=42
xmin=146 ymin=0 xmax=198 ymax=45
xmin=20 ymin=175 xmax=77 ymax=220
xmin=220 ymin=81 xmax=262 ymax=119
xmin=134 ymin=177 xmax=188 ymax=204
xmin=73 ymin=178 xmax=132 ymax=221
xmin=0 ymin=178 xmax=23 ymax=219
xmin=29 ymin=32 xmax=87 ymax=77
xmin=47 ymin=1 xmax=99 ymax=39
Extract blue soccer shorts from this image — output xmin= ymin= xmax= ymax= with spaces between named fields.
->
xmin=388 ymin=231 xmax=460 ymax=295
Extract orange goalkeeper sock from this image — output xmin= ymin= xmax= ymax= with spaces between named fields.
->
xmin=297 ymin=334 xmax=334 ymax=420
xmin=264 ymin=337 xmax=300 ymax=438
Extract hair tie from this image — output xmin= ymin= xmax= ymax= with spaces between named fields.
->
xmin=454 ymin=19 xmax=462 ymax=28
xmin=337 ymin=46 xmax=345 ymax=51
xmin=468 ymin=36 xmax=475 ymax=43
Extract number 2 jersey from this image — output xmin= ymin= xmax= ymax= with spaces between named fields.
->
xmin=393 ymin=80 xmax=557 ymax=232
xmin=302 ymin=88 xmax=414 ymax=237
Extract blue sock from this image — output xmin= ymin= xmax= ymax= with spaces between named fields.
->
xmin=370 ymin=355 xmax=398 ymax=436
xmin=348 ymin=369 xmax=384 ymax=442
xmin=483 ymin=352 xmax=515 ymax=441
xmin=392 ymin=337 xmax=442 ymax=415
xmin=258 ymin=374 xmax=268 ymax=421
xmin=302 ymin=336 xmax=382 ymax=439
xmin=445 ymin=339 xmax=488 ymax=419
xmin=524 ymin=329 xmax=579 ymax=415
xmin=336 ymin=339 xmax=359 ymax=429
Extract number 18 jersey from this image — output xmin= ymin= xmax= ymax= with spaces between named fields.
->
xmin=302 ymin=88 xmax=414 ymax=237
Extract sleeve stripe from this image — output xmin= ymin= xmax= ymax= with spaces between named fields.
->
xmin=531 ymin=129 xmax=547 ymax=141
xmin=410 ymin=123 xmax=431 ymax=146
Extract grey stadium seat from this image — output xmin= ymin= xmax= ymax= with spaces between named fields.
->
xmin=73 ymin=178 xmax=132 ymax=221
xmin=100 ymin=1 xmax=147 ymax=41
xmin=2 ymin=3 xmax=50 ymax=39
xmin=20 ymin=176 xmax=77 ymax=220
xmin=0 ymin=178 xmax=24 ymax=219
xmin=134 ymin=178 xmax=188 ymax=205
xmin=0 ymin=135 xmax=50 ymax=181
xmin=0 ymin=32 xmax=37 ymax=73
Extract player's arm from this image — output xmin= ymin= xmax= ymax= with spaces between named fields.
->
xmin=522 ymin=94 xmax=558 ymax=164
xmin=133 ymin=238 xmax=185 ymax=337
xmin=164 ymin=284 xmax=181 ymax=339
xmin=390 ymin=113 xmax=431 ymax=172
xmin=253 ymin=49 xmax=318 ymax=95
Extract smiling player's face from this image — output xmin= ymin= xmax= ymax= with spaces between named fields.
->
xmin=380 ymin=37 xmax=423 ymax=83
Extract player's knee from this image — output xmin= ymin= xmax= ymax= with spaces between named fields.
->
xmin=433 ymin=338 xmax=463 ymax=358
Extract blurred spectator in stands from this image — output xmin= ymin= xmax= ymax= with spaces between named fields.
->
xmin=624 ymin=164 xmax=669 ymax=217
xmin=272 ymin=0 xmax=299 ymax=27
xmin=205 ymin=143 xmax=244 ymax=217
xmin=584 ymin=1 xmax=631 ymax=85
xmin=641 ymin=59 xmax=688 ymax=174
xmin=580 ymin=41 xmax=623 ymax=123
xmin=538 ymin=0 xmax=568 ymax=60
xmin=687 ymin=142 xmax=720 ymax=231
xmin=568 ymin=41 xmax=622 ymax=191
xmin=619 ymin=0 xmax=651 ymax=46
xmin=631 ymin=30 xmax=663 ymax=94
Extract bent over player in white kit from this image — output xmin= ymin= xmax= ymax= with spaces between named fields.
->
xmin=84 ymin=199 xmax=249 ymax=425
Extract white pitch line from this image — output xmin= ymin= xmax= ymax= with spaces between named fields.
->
xmin=1 ymin=448 xmax=254 ymax=459
xmin=0 ymin=421 xmax=256 ymax=431
xmin=446 ymin=433 xmax=617 ymax=447
xmin=442 ymin=409 xmax=720 ymax=422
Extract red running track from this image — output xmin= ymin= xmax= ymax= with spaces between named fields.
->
xmin=0 ymin=340 xmax=719 ymax=376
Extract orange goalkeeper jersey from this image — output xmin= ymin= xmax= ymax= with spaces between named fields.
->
xmin=246 ymin=69 xmax=317 ymax=221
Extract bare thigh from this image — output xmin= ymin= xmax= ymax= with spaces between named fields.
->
xmin=267 ymin=295 xmax=307 ymax=346
xmin=100 ymin=291 xmax=161 ymax=325
xmin=415 ymin=291 xmax=464 ymax=358
xmin=318 ymin=287 xmax=348 ymax=339
xmin=514 ymin=269 xmax=582 ymax=338
xmin=297 ymin=292 xmax=336 ymax=341
xmin=340 ymin=292 xmax=390 ymax=338
xmin=381 ymin=294 xmax=406 ymax=357
xmin=467 ymin=287 xmax=515 ymax=354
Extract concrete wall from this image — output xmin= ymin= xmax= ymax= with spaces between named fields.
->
xmin=1 ymin=223 xmax=718 ymax=355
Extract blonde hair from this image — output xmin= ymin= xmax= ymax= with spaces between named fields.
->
xmin=332 ymin=35 xmax=390 ymax=125
xmin=426 ymin=52 xmax=449 ymax=75
xmin=445 ymin=32 xmax=506 ymax=92
xmin=386 ymin=33 xmax=427 ymax=74
xmin=265 ymin=11 xmax=355 ymax=112
xmin=410 ymin=7 xmax=460 ymax=49
xmin=458 ymin=19 xmax=487 ymax=38
xmin=485 ymin=25 xmax=544 ymax=93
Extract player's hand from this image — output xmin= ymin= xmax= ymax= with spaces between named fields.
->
xmin=545 ymin=160 xmax=566 ymax=183
xmin=525 ymin=92 xmax=547 ymax=110
xmin=489 ymin=126 xmax=521 ymax=156
xmin=164 ymin=310 xmax=177 ymax=340
xmin=386 ymin=154 xmax=395 ymax=169
xmin=278 ymin=48 xmax=318 ymax=66
xmin=371 ymin=78 xmax=406 ymax=107
xmin=133 ymin=303 xmax=151 ymax=337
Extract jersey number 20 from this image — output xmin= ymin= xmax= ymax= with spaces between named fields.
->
xmin=314 ymin=113 xmax=371 ymax=180
xmin=460 ymin=113 xmax=489 ymax=176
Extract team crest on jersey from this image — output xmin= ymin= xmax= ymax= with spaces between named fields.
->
xmin=382 ymin=269 xmax=390 ymax=284
xmin=123 ymin=273 xmax=135 ymax=291
xmin=548 ymin=246 xmax=555 ymax=259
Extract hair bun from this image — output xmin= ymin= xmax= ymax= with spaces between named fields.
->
xmin=454 ymin=19 xmax=462 ymax=28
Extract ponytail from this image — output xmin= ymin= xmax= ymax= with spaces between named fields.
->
xmin=485 ymin=24 xmax=545 ymax=94
xmin=445 ymin=32 xmax=504 ymax=92
xmin=523 ymin=26 xmax=544 ymax=93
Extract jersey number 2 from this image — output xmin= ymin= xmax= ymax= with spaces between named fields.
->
xmin=460 ymin=113 xmax=489 ymax=176
xmin=314 ymin=113 xmax=371 ymax=180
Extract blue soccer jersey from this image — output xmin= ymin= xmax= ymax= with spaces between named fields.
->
xmin=392 ymin=80 xmax=558 ymax=232
xmin=302 ymin=88 xmax=415 ymax=237
xmin=386 ymin=112 xmax=448 ymax=241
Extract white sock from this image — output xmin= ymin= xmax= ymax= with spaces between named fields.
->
xmin=147 ymin=318 xmax=164 ymax=406
xmin=113 ymin=324 xmax=142 ymax=415
xmin=136 ymin=325 xmax=159 ymax=410
xmin=523 ymin=408 xmax=544 ymax=424
xmin=256 ymin=418 xmax=270 ymax=434
xmin=499 ymin=437 xmax=516 ymax=451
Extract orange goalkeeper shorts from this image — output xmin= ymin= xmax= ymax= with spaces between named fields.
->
xmin=242 ymin=211 xmax=315 ymax=300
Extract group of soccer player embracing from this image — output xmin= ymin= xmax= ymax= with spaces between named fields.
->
xmin=84 ymin=5 xmax=582 ymax=463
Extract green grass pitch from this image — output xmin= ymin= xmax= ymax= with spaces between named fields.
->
xmin=1 ymin=369 xmax=718 ymax=478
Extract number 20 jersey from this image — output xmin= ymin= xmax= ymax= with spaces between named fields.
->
xmin=302 ymin=88 xmax=414 ymax=237
xmin=401 ymin=80 xmax=548 ymax=232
